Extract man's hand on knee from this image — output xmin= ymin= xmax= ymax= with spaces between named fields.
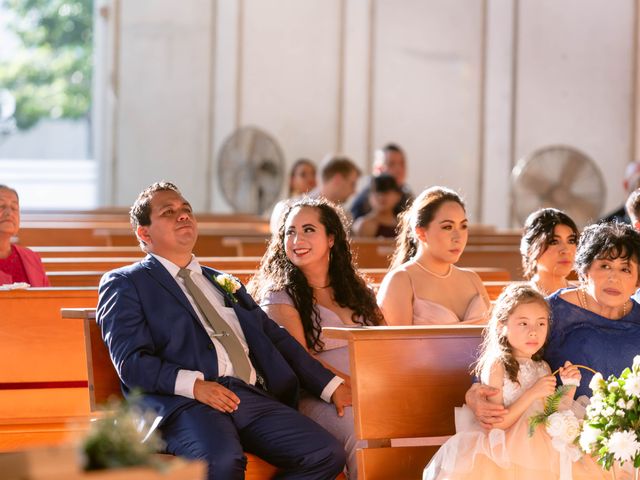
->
xmin=465 ymin=383 xmax=508 ymax=429
xmin=331 ymin=383 xmax=352 ymax=417
xmin=193 ymin=379 xmax=241 ymax=413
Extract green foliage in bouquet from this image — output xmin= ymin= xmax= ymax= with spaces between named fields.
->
xmin=82 ymin=393 xmax=165 ymax=471
xmin=528 ymin=385 xmax=573 ymax=437
xmin=580 ymin=357 xmax=640 ymax=471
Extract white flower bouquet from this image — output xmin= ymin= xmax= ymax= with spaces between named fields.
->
xmin=528 ymin=384 xmax=583 ymax=479
xmin=580 ymin=355 xmax=640 ymax=476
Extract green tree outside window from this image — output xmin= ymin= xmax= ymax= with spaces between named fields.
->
xmin=0 ymin=0 xmax=93 ymax=131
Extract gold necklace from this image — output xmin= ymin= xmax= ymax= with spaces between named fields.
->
xmin=578 ymin=287 xmax=628 ymax=318
xmin=413 ymin=260 xmax=453 ymax=279
xmin=309 ymin=283 xmax=331 ymax=289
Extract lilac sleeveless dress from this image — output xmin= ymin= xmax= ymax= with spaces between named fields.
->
xmin=403 ymin=268 xmax=489 ymax=324
xmin=261 ymin=289 xmax=363 ymax=479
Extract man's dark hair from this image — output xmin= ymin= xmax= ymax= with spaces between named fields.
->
xmin=130 ymin=181 xmax=181 ymax=230
xmin=320 ymin=156 xmax=361 ymax=183
xmin=382 ymin=143 xmax=404 ymax=156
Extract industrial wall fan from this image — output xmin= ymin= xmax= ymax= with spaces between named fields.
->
xmin=216 ymin=126 xmax=285 ymax=214
xmin=511 ymin=145 xmax=606 ymax=227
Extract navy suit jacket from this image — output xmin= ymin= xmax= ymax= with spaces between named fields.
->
xmin=96 ymin=255 xmax=335 ymax=423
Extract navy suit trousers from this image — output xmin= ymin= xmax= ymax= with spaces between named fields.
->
xmin=160 ymin=377 xmax=346 ymax=480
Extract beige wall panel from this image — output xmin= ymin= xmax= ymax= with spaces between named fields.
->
xmin=240 ymin=0 xmax=342 ymax=190
xmin=516 ymin=0 xmax=635 ymax=221
xmin=373 ymin=0 xmax=484 ymax=219
xmin=115 ymin=0 xmax=213 ymax=207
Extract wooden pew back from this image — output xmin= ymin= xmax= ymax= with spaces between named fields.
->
xmin=0 ymin=288 xmax=98 ymax=451
xmin=42 ymin=256 xmax=263 ymax=272
xmin=324 ymin=326 xmax=484 ymax=480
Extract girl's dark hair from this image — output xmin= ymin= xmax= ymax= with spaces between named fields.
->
xmin=370 ymin=174 xmax=401 ymax=194
xmin=390 ymin=186 xmax=465 ymax=269
xmin=575 ymin=221 xmax=640 ymax=283
xmin=520 ymin=208 xmax=579 ymax=280
xmin=288 ymin=158 xmax=316 ymax=196
xmin=474 ymin=284 xmax=550 ymax=384
xmin=248 ymin=197 xmax=384 ymax=352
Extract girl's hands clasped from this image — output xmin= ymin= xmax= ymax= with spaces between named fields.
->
xmin=558 ymin=360 xmax=582 ymax=386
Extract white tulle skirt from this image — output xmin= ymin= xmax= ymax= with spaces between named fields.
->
xmin=423 ymin=403 xmax=612 ymax=480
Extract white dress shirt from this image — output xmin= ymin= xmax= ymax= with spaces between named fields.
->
xmin=151 ymin=254 xmax=341 ymax=402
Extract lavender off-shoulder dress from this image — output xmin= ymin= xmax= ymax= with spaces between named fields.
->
xmin=261 ymin=289 xmax=363 ymax=480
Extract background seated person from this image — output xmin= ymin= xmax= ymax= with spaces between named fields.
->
xmin=520 ymin=208 xmax=579 ymax=296
xmin=0 ymin=184 xmax=49 ymax=287
xmin=352 ymin=174 xmax=402 ymax=238
xmin=350 ymin=143 xmax=413 ymax=221
xmin=467 ymin=221 xmax=640 ymax=427
xmin=269 ymin=158 xmax=317 ymax=233
xmin=377 ymin=186 xmax=490 ymax=325
xmin=250 ymin=197 xmax=385 ymax=479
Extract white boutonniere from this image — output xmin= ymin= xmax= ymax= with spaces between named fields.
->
xmin=214 ymin=273 xmax=241 ymax=303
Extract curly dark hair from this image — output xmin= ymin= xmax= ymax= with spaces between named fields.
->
xmin=390 ymin=186 xmax=465 ymax=269
xmin=249 ymin=197 xmax=384 ymax=352
xmin=520 ymin=208 xmax=579 ymax=280
xmin=474 ymin=284 xmax=550 ymax=384
xmin=575 ymin=221 xmax=640 ymax=283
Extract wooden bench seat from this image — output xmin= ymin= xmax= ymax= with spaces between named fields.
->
xmin=324 ymin=325 xmax=484 ymax=479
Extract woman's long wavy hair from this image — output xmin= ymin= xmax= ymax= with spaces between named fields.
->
xmin=390 ymin=186 xmax=465 ymax=269
xmin=474 ymin=284 xmax=550 ymax=384
xmin=249 ymin=197 xmax=384 ymax=352
xmin=520 ymin=208 xmax=579 ymax=280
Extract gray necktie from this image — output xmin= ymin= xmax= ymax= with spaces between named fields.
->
xmin=177 ymin=268 xmax=252 ymax=383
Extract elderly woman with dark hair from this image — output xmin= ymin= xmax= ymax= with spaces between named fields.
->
xmin=520 ymin=208 xmax=579 ymax=296
xmin=544 ymin=221 xmax=640 ymax=397
xmin=467 ymin=221 xmax=640 ymax=425
xmin=0 ymin=185 xmax=49 ymax=287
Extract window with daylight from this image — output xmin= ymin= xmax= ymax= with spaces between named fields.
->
xmin=0 ymin=0 xmax=96 ymax=209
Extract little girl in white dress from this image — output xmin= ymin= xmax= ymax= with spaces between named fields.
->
xmin=423 ymin=284 xmax=607 ymax=480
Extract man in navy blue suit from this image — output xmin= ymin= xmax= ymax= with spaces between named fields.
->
xmin=97 ymin=181 xmax=348 ymax=479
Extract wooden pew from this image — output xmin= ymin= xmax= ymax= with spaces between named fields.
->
xmin=360 ymin=267 xmax=511 ymax=285
xmin=32 ymin=246 xmax=143 ymax=258
xmin=60 ymin=309 xmax=316 ymax=480
xmin=222 ymin=229 xmax=523 ymax=258
xmin=42 ymin=256 xmax=263 ymax=272
xmin=22 ymin=210 xmax=267 ymax=224
xmin=44 ymin=265 xmax=512 ymax=291
xmin=324 ymin=325 xmax=484 ymax=480
xmin=0 ymin=288 xmax=98 ymax=451
xmin=18 ymin=220 xmax=270 ymax=253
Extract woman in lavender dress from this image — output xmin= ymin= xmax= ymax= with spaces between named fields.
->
xmin=249 ymin=197 xmax=384 ymax=480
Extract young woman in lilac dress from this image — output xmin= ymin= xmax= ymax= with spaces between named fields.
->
xmin=377 ymin=186 xmax=490 ymax=325
xmin=249 ymin=196 xmax=384 ymax=479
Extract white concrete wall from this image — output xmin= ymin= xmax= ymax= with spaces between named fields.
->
xmin=514 ymin=0 xmax=635 ymax=223
xmin=113 ymin=0 xmax=214 ymax=206
xmin=100 ymin=0 xmax=638 ymax=226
